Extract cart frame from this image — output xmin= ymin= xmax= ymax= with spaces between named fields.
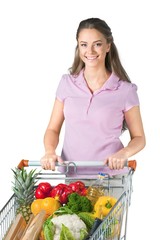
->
xmin=0 ymin=160 xmax=136 ymax=240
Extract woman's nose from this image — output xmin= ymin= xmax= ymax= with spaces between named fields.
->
xmin=87 ymin=45 xmax=94 ymax=53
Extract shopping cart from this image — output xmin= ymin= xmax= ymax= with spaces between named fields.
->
xmin=0 ymin=159 xmax=136 ymax=240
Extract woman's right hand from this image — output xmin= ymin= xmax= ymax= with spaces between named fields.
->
xmin=40 ymin=153 xmax=64 ymax=171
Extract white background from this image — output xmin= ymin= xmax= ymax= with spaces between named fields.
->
xmin=0 ymin=0 xmax=159 ymax=239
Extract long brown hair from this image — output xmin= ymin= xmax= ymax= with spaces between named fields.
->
xmin=69 ymin=17 xmax=131 ymax=84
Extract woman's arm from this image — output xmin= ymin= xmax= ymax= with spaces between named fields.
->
xmin=106 ymin=106 xmax=146 ymax=169
xmin=40 ymin=99 xmax=64 ymax=170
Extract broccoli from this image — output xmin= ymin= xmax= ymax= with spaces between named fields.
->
xmin=66 ymin=193 xmax=93 ymax=213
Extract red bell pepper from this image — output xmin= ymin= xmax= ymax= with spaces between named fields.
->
xmin=69 ymin=181 xmax=85 ymax=194
xmin=35 ymin=182 xmax=52 ymax=199
xmin=38 ymin=182 xmax=52 ymax=194
xmin=50 ymin=183 xmax=73 ymax=204
xmin=80 ymin=187 xmax=88 ymax=196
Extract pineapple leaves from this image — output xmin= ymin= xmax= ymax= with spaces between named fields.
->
xmin=11 ymin=166 xmax=41 ymax=223
xmin=11 ymin=167 xmax=40 ymax=206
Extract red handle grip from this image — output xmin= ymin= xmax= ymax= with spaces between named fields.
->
xmin=128 ymin=160 xmax=137 ymax=171
xmin=17 ymin=159 xmax=29 ymax=169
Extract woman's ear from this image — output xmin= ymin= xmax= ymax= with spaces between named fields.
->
xmin=106 ymin=43 xmax=111 ymax=53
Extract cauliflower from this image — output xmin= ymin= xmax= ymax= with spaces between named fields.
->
xmin=43 ymin=213 xmax=88 ymax=240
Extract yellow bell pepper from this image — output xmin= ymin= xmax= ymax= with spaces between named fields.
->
xmin=93 ymin=196 xmax=117 ymax=218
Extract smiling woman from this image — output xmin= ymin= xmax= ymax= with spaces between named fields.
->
xmin=0 ymin=1 xmax=159 ymax=239
xmin=79 ymin=31 xmax=110 ymax=92
xmin=40 ymin=17 xmax=145 ymax=173
xmin=78 ymin=28 xmax=111 ymax=85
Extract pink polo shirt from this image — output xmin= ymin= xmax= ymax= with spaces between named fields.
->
xmin=56 ymin=70 xmax=139 ymax=175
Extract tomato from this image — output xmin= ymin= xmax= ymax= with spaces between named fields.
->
xmin=35 ymin=188 xmax=46 ymax=199
xmin=38 ymin=182 xmax=52 ymax=194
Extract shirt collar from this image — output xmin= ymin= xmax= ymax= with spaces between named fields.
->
xmin=73 ymin=69 xmax=120 ymax=91
xmin=102 ymin=72 xmax=120 ymax=90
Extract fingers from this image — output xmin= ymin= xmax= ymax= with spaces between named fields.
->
xmin=50 ymin=160 xmax=56 ymax=171
xmin=41 ymin=154 xmax=64 ymax=171
xmin=57 ymin=156 xmax=64 ymax=164
xmin=42 ymin=158 xmax=55 ymax=171
xmin=105 ymin=157 xmax=126 ymax=170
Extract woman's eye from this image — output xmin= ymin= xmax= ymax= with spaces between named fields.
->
xmin=80 ymin=43 xmax=87 ymax=47
xmin=95 ymin=43 xmax=102 ymax=47
xmin=79 ymin=42 xmax=102 ymax=48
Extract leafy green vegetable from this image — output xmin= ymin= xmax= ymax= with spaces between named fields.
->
xmin=78 ymin=212 xmax=95 ymax=231
xmin=60 ymin=224 xmax=75 ymax=240
xmin=43 ymin=209 xmax=89 ymax=239
xmin=43 ymin=219 xmax=55 ymax=240
xmin=66 ymin=193 xmax=93 ymax=213
xmin=80 ymin=228 xmax=88 ymax=240
xmin=54 ymin=206 xmax=74 ymax=215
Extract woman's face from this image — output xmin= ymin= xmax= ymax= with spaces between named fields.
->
xmin=78 ymin=28 xmax=110 ymax=68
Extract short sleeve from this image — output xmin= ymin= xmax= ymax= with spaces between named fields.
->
xmin=56 ymin=74 xmax=66 ymax=102
xmin=124 ymin=83 xmax=140 ymax=112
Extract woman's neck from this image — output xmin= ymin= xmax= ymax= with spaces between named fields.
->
xmin=83 ymin=68 xmax=111 ymax=92
xmin=84 ymin=66 xmax=110 ymax=80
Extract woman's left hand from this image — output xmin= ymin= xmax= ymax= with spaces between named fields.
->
xmin=104 ymin=152 xmax=128 ymax=170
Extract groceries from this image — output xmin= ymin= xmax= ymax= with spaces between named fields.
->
xmin=43 ymin=213 xmax=88 ymax=240
xmin=65 ymin=192 xmax=93 ymax=213
xmin=10 ymin=168 xmax=118 ymax=240
xmin=31 ymin=197 xmax=61 ymax=217
xmin=50 ymin=183 xmax=73 ymax=204
xmin=86 ymin=173 xmax=106 ymax=206
xmin=93 ymin=196 xmax=117 ymax=218
xmin=42 ymin=207 xmax=96 ymax=240
xmin=35 ymin=182 xmax=52 ymax=199
xmin=1 ymin=160 xmax=136 ymax=240
xmin=12 ymin=167 xmax=39 ymax=223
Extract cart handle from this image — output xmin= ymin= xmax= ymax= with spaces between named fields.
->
xmin=17 ymin=159 xmax=137 ymax=171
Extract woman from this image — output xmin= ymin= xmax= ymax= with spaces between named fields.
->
xmin=40 ymin=18 xmax=145 ymax=173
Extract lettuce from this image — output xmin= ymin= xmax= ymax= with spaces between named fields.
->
xmin=80 ymin=228 xmax=88 ymax=240
xmin=60 ymin=224 xmax=75 ymax=240
xmin=43 ymin=220 xmax=55 ymax=240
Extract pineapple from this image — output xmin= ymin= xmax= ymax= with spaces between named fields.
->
xmin=12 ymin=167 xmax=38 ymax=223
